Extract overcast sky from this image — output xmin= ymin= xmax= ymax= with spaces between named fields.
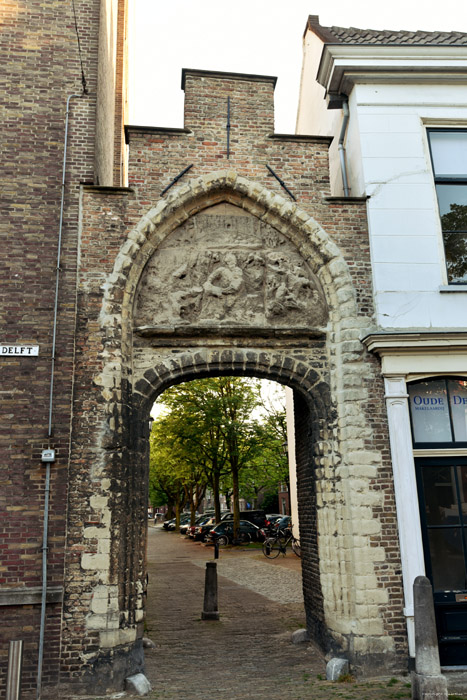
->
xmin=129 ymin=0 xmax=467 ymax=133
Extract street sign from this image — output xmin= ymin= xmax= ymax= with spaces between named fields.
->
xmin=0 ymin=345 xmax=39 ymax=356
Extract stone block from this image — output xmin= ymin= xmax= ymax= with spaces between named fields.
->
xmin=81 ymin=552 xmax=110 ymax=571
xmin=291 ymin=628 xmax=309 ymax=644
xmin=125 ymin=673 xmax=152 ymax=696
xmin=411 ymin=672 xmax=448 ymax=700
xmin=326 ymin=657 xmax=349 ymax=681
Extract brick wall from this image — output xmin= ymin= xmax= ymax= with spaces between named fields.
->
xmin=0 ymin=0 xmax=126 ymax=695
xmin=1 ymin=41 xmax=409 ymax=693
xmin=61 ymin=69 xmax=407 ymax=686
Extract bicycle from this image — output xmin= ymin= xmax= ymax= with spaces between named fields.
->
xmin=215 ymin=531 xmax=251 ymax=547
xmin=262 ymin=529 xmax=301 ymax=559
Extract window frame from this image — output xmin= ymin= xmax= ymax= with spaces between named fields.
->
xmin=427 ymin=128 xmax=467 ymax=286
xmin=408 ymin=376 xmax=467 ymax=450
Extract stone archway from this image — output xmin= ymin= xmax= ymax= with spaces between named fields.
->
xmin=62 ymin=172 xmax=406 ymax=691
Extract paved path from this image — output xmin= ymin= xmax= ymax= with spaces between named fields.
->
xmin=143 ymin=526 xmax=416 ymax=700
xmin=53 ymin=524 xmax=467 ymax=699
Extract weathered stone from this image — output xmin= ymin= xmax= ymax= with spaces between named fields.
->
xmin=291 ymin=628 xmax=309 ymax=644
xmin=326 ymin=657 xmax=349 ymax=681
xmin=411 ymin=576 xmax=448 ymax=700
xmin=125 ymin=673 xmax=152 ymax=696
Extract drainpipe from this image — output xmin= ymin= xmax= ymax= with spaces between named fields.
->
xmin=36 ymin=92 xmax=82 ymax=700
xmin=338 ymin=99 xmax=350 ymax=197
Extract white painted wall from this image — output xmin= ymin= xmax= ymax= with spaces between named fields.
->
xmin=285 ymin=387 xmax=299 ymax=539
xmin=297 ymin=38 xmax=467 ymax=330
xmin=353 ymin=82 xmax=467 ymax=329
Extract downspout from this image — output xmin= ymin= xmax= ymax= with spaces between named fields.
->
xmin=338 ymin=99 xmax=350 ymax=197
xmin=36 ymin=92 xmax=82 ymax=700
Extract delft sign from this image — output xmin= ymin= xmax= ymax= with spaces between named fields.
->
xmin=0 ymin=345 xmax=39 ymax=356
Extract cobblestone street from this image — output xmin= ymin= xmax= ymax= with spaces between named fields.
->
xmin=143 ymin=525 xmax=417 ymax=700
xmin=53 ymin=523 xmax=467 ymax=700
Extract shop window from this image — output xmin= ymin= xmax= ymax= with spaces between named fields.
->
xmin=428 ymin=129 xmax=467 ymax=284
xmin=408 ymin=377 xmax=467 ymax=446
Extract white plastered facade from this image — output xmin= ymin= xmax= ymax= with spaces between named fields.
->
xmin=297 ymin=24 xmax=467 ymax=660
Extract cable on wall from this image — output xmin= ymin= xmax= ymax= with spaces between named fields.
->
xmin=71 ymin=0 xmax=88 ymax=94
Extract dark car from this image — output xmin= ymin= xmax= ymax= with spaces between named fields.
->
xmin=185 ymin=514 xmax=214 ymax=538
xmin=207 ymin=520 xmax=260 ymax=545
xmin=221 ymin=509 xmax=268 ymax=529
xmin=192 ymin=516 xmax=218 ymax=541
xmin=163 ymin=514 xmax=191 ymax=531
xmin=274 ymin=515 xmax=292 ymax=533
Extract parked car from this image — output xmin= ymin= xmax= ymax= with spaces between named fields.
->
xmin=259 ymin=514 xmax=285 ymax=539
xmin=185 ymin=514 xmax=213 ymax=537
xmin=163 ymin=514 xmax=191 ymax=531
xmin=274 ymin=515 xmax=292 ymax=533
xmin=206 ymin=520 xmax=261 ymax=545
xmin=192 ymin=516 xmax=218 ymax=541
xmin=220 ymin=509 xmax=268 ymax=529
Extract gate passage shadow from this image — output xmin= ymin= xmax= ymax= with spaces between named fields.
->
xmin=144 ymin=525 xmax=325 ymax=700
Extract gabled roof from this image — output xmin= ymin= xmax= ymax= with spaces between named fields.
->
xmin=306 ymin=14 xmax=467 ymax=46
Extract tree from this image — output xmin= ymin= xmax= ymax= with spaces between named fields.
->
xmin=149 ymin=417 xmax=188 ymax=528
xmin=150 ymin=376 xmax=288 ymax=538
xmin=441 ymin=203 xmax=467 ymax=283
xmin=239 ymin=407 xmax=288 ymax=507
xmin=153 ymin=379 xmax=232 ymax=522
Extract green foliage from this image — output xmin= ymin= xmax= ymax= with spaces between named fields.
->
xmin=441 ymin=204 xmax=467 ymax=282
xmin=149 ymin=377 xmax=288 ymax=530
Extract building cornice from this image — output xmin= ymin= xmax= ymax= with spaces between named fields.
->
xmin=181 ymin=68 xmax=277 ymax=90
xmin=317 ymin=44 xmax=467 ymax=97
xmin=362 ymin=331 xmax=467 ymax=356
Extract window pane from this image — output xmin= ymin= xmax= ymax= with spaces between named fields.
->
xmin=421 ymin=466 xmax=459 ymax=526
xmin=458 ymin=466 xmax=467 ymax=524
xmin=443 ymin=231 xmax=467 ymax=284
xmin=449 ymin=380 xmax=467 ymax=442
xmin=409 ymin=380 xmax=452 ymax=443
xmin=428 ymin=528 xmax=466 ymax=590
xmin=430 ymin=131 xmax=467 ymax=177
xmin=436 ymin=184 xmax=467 ymax=229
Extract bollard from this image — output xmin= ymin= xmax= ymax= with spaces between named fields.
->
xmin=6 ymin=640 xmax=23 ymax=700
xmin=201 ymin=561 xmax=219 ymax=620
xmin=214 ymin=542 xmax=219 ymax=559
xmin=411 ymin=576 xmax=448 ymax=700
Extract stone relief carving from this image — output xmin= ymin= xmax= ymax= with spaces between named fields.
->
xmin=134 ymin=204 xmax=328 ymax=328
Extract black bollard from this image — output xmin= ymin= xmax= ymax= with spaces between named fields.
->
xmin=214 ymin=542 xmax=219 ymax=559
xmin=201 ymin=561 xmax=219 ymax=620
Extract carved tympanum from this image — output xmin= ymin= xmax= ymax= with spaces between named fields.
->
xmin=134 ymin=204 xmax=328 ymax=328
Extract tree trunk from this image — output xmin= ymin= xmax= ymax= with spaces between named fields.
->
xmin=166 ymin=499 xmax=175 ymax=520
xmin=212 ymin=471 xmax=221 ymax=522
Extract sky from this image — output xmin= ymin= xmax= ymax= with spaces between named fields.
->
xmin=129 ymin=0 xmax=467 ymax=134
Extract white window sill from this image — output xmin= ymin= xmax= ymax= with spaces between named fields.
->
xmin=439 ymin=285 xmax=467 ymax=292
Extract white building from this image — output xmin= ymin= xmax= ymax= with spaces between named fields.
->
xmin=296 ymin=16 xmax=467 ymax=667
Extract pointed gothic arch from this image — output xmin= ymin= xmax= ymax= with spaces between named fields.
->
xmin=63 ymin=170 xmax=404 ymax=690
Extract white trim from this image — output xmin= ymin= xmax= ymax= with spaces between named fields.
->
xmin=414 ymin=448 xmax=467 ymax=457
xmin=384 ymin=376 xmax=425 ymax=658
xmin=316 ymin=43 xmax=467 ymax=94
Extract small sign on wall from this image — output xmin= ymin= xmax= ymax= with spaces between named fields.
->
xmin=0 ymin=345 xmax=39 ymax=356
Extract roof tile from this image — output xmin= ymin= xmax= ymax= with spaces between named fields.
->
xmin=307 ymin=15 xmax=467 ymax=45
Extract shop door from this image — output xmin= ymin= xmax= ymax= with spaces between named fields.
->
xmin=416 ymin=457 xmax=467 ymax=666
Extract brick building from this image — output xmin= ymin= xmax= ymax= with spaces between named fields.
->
xmin=0 ymin=0 xmax=128 ymax=695
xmin=3 ymin=2 xmax=461 ymax=695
